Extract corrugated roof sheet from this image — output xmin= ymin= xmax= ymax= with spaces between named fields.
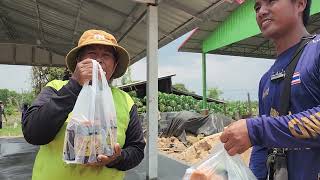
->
xmin=0 ymin=0 xmax=240 ymax=67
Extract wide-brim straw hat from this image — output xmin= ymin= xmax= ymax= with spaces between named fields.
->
xmin=65 ymin=29 xmax=130 ymax=79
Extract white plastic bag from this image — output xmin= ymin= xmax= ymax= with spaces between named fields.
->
xmin=63 ymin=60 xmax=117 ymax=164
xmin=183 ymin=142 xmax=256 ymax=180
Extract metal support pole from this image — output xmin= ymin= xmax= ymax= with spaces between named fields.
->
xmin=202 ymin=53 xmax=208 ymax=110
xmin=247 ymin=92 xmax=252 ymax=116
xmin=146 ymin=4 xmax=158 ymax=180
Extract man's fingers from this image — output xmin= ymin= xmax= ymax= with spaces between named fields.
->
xmin=114 ymin=143 xmax=121 ymax=155
xmin=97 ymin=155 xmax=111 ymax=164
xmin=220 ymin=132 xmax=229 ymax=143
xmin=77 ymin=60 xmax=93 ymax=71
xmin=80 ymin=58 xmax=94 ymax=64
xmin=224 ymin=141 xmax=234 ymax=151
xmin=227 ymin=147 xmax=238 ymax=156
xmin=79 ymin=64 xmax=92 ymax=72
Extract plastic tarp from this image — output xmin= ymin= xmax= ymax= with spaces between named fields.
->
xmin=160 ymin=111 xmax=234 ymax=138
xmin=161 ymin=111 xmax=208 ymax=137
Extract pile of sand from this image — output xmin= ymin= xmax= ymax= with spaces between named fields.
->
xmin=158 ymin=133 xmax=251 ymax=166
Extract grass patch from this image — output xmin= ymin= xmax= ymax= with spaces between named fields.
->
xmin=0 ymin=123 xmax=22 ymax=137
xmin=0 ymin=113 xmax=23 ymax=137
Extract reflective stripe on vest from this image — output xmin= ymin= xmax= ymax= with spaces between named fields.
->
xmin=32 ymin=80 xmax=133 ymax=180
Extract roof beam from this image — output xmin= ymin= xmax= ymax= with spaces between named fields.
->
xmin=35 ymin=1 xmax=115 ymax=34
xmin=163 ymin=0 xmax=203 ymax=21
xmin=123 ymin=36 xmax=146 ymax=47
xmin=115 ymin=4 xmax=144 ymax=38
xmin=90 ymin=0 xmax=128 ymax=18
xmin=226 ymin=43 xmax=274 ymax=52
xmin=116 ymin=3 xmax=172 ymax=43
xmin=72 ymin=0 xmax=84 ymax=44
xmin=133 ymin=0 xmax=157 ymax=3
xmin=249 ymin=39 xmax=271 ymax=54
xmin=130 ymin=0 xmax=232 ymax=64
xmin=118 ymin=7 xmax=147 ymax=42
xmin=34 ymin=0 xmax=45 ymax=45
xmin=3 ymin=3 xmax=145 ymax=51
xmin=159 ymin=0 xmax=229 ymax=44
xmin=2 ymin=4 xmax=74 ymax=34
xmin=11 ymin=19 xmax=71 ymax=44
xmin=1 ymin=3 xmax=148 ymax=46
xmin=115 ymin=2 xmax=171 ymax=43
xmin=0 ymin=43 xmax=65 ymax=67
xmin=216 ymin=51 xmax=275 ymax=59
xmin=8 ymin=15 xmax=145 ymax=57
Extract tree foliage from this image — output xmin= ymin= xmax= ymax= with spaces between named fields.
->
xmin=32 ymin=66 xmax=65 ymax=94
xmin=172 ymin=83 xmax=193 ymax=93
xmin=0 ymin=89 xmax=35 ymax=115
xmin=121 ymin=67 xmax=133 ymax=85
xmin=207 ymin=87 xmax=223 ymax=100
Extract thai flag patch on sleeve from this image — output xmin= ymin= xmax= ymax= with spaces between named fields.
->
xmin=291 ymin=72 xmax=301 ymax=85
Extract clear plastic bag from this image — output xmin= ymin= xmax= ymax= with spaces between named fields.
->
xmin=183 ymin=142 xmax=257 ymax=180
xmin=63 ymin=60 xmax=117 ymax=164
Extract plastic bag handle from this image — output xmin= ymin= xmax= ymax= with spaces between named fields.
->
xmin=96 ymin=61 xmax=117 ymax=128
xmin=86 ymin=60 xmax=99 ymax=120
xmin=97 ymin=63 xmax=110 ymax=89
xmin=91 ymin=60 xmax=99 ymax=92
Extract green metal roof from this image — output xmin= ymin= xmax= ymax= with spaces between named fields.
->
xmin=179 ymin=0 xmax=320 ymax=59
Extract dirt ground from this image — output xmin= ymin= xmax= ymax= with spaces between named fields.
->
xmin=158 ymin=133 xmax=252 ymax=166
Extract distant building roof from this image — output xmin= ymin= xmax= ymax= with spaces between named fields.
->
xmin=172 ymin=88 xmax=224 ymax=104
xmin=118 ymin=74 xmax=225 ymax=104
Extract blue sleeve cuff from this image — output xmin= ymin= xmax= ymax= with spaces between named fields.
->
xmin=246 ymin=117 xmax=262 ymax=146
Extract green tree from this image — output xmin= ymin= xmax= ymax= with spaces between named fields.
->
xmin=0 ymin=89 xmax=10 ymax=104
xmin=172 ymin=83 xmax=193 ymax=93
xmin=0 ymin=89 xmax=35 ymax=115
xmin=32 ymin=66 xmax=65 ymax=94
xmin=121 ymin=67 xmax=133 ymax=85
xmin=207 ymin=87 xmax=222 ymax=99
xmin=0 ymin=89 xmax=26 ymax=107
xmin=19 ymin=91 xmax=36 ymax=106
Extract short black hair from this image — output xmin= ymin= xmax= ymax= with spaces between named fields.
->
xmin=292 ymin=0 xmax=312 ymax=26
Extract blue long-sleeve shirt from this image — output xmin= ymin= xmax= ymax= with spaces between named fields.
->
xmin=247 ymin=35 xmax=320 ymax=180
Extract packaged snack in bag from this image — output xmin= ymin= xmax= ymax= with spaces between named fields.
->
xmin=63 ymin=60 xmax=117 ymax=164
xmin=183 ymin=142 xmax=256 ymax=180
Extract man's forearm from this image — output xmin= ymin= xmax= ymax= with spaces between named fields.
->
xmin=247 ymin=105 xmax=320 ymax=148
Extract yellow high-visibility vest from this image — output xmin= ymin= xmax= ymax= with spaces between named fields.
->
xmin=32 ymin=80 xmax=133 ymax=180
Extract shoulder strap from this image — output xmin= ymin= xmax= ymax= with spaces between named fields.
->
xmin=279 ymin=35 xmax=316 ymax=115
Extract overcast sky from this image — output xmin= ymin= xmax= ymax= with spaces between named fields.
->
xmin=129 ymin=33 xmax=274 ymax=100
xmin=0 ymin=32 xmax=274 ymax=101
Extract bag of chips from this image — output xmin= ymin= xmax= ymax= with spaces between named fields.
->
xmin=63 ymin=60 xmax=117 ymax=164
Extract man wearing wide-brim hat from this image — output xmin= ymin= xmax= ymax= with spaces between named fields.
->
xmin=22 ymin=29 xmax=146 ymax=180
